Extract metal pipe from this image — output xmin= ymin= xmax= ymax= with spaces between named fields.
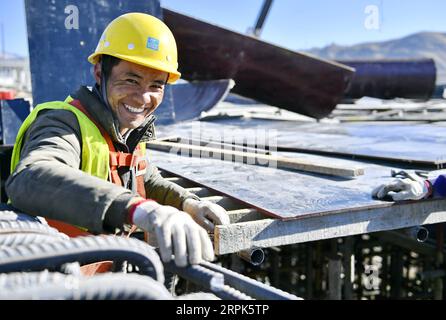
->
xmin=339 ymin=59 xmax=436 ymax=100
xmin=401 ymin=226 xmax=429 ymax=243
xmin=163 ymin=262 xmax=252 ymax=300
xmin=201 ymin=261 xmax=302 ymax=300
xmin=237 ymin=247 xmax=265 ymax=266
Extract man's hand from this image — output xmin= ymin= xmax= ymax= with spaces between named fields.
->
xmin=372 ymin=176 xmax=431 ymax=201
xmin=130 ymin=200 xmax=214 ymax=267
xmin=182 ymin=198 xmax=230 ymax=232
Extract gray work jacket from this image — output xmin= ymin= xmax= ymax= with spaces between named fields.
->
xmin=6 ymin=86 xmax=198 ymax=234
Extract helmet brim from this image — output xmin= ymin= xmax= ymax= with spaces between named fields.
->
xmin=88 ymin=52 xmax=181 ymax=84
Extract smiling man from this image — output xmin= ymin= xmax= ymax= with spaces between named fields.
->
xmin=6 ymin=13 xmax=229 ymax=267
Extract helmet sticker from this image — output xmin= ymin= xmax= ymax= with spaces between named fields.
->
xmin=146 ymin=37 xmax=160 ymax=51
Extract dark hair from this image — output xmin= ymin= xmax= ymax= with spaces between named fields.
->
xmin=101 ymin=55 xmax=122 ymax=82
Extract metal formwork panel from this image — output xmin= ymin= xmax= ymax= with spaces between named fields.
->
xmin=156 ymin=120 xmax=446 ymax=167
xmin=155 ymin=79 xmax=234 ymax=125
xmin=0 ymin=99 xmax=31 ymax=145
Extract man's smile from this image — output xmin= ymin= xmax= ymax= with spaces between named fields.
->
xmin=122 ymin=103 xmax=146 ymax=114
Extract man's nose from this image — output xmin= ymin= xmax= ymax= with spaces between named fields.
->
xmin=133 ymin=91 xmax=155 ymax=106
xmin=142 ymin=92 xmax=155 ymax=105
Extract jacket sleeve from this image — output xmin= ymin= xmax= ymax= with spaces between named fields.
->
xmin=430 ymin=174 xmax=446 ymax=197
xmin=144 ymin=163 xmax=200 ymax=210
xmin=5 ymin=109 xmax=135 ymax=234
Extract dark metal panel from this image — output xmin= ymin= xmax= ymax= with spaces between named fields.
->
xmin=0 ymin=146 xmax=13 ymax=203
xmin=172 ymin=79 xmax=233 ymax=122
xmin=340 ymin=59 xmax=436 ymax=100
xmin=162 ymin=9 xmax=355 ymax=120
xmin=0 ymin=99 xmax=31 ymax=145
xmin=25 ymin=0 xmax=161 ymax=105
xmin=155 ymin=79 xmax=233 ymax=125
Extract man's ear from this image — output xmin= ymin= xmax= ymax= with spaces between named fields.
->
xmin=93 ymin=62 xmax=102 ymax=85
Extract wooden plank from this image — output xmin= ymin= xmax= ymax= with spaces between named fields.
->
xmin=184 ymin=187 xmax=213 ymax=197
xmin=159 ymin=136 xmax=271 ymax=155
xmin=199 ymin=195 xmax=246 ymax=211
xmin=226 ymin=209 xmax=266 ymax=224
xmin=147 ymin=140 xmax=364 ymax=177
xmin=214 ymin=198 xmax=446 ymax=255
xmin=163 ymin=177 xmax=197 ymax=188
xmin=336 ymin=112 xmax=446 ymax=123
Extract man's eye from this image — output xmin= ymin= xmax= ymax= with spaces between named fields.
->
xmin=126 ymin=79 xmax=138 ymax=85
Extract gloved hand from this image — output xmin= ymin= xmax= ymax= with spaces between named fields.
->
xmin=129 ymin=199 xmax=214 ymax=267
xmin=372 ymin=175 xmax=432 ymax=201
xmin=182 ymin=198 xmax=231 ymax=232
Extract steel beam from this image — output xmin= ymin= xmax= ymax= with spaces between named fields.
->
xmin=214 ymin=198 xmax=446 ymax=255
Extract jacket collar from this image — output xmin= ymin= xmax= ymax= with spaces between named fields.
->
xmin=72 ymin=86 xmax=156 ymax=150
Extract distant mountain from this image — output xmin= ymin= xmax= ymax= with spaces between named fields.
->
xmin=305 ymin=32 xmax=446 ymax=84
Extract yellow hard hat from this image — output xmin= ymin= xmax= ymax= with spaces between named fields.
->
xmin=88 ymin=12 xmax=180 ymax=83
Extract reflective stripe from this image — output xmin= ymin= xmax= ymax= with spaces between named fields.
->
xmin=10 ymin=98 xmax=109 ymax=180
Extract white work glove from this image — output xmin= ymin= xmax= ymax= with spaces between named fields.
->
xmin=372 ymin=176 xmax=431 ymax=201
xmin=130 ymin=200 xmax=214 ymax=267
xmin=182 ymin=198 xmax=231 ymax=232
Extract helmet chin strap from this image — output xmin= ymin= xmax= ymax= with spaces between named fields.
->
xmin=99 ymin=59 xmax=111 ymax=110
xmin=99 ymin=59 xmax=123 ymax=137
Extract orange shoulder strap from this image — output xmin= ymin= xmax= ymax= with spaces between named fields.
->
xmin=46 ymin=99 xmax=149 ymax=275
xmin=69 ymin=99 xmax=146 ymax=198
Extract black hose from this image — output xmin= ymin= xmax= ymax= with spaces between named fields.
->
xmin=0 ymin=271 xmax=173 ymax=300
xmin=165 ymin=262 xmax=252 ymax=300
xmin=0 ymin=235 xmax=164 ymax=282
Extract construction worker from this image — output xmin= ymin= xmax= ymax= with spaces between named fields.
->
xmin=5 ymin=13 xmax=230 ymax=267
xmin=372 ymin=172 xmax=438 ymax=201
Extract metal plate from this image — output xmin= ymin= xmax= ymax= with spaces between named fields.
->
xmin=340 ymin=59 xmax=436 ymax=100
xmin=156 ymin=120 xmax=446 ymax=167
xmin=162 ymin=9 xmax=355 ymax=119
xmin=155 ymin=79 xmax=234 ymax=125
xmin=0 ymin=99 xmax=31 ymax=145
xmin=148 ymin=149 xmax=399 ymax=220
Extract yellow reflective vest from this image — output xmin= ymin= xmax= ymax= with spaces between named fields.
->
xmin=11 ymin=97 xmax=110 ymax=180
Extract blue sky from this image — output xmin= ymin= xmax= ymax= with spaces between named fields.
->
xmin=1 ymin=0 xmax=446 ymax=56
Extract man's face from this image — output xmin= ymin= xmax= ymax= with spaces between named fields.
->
xmin=98 ymin=60 xmax=168 ymax=134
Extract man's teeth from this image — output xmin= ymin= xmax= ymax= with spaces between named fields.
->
xmin=124 ymin=104 xmax=145 ymax=114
